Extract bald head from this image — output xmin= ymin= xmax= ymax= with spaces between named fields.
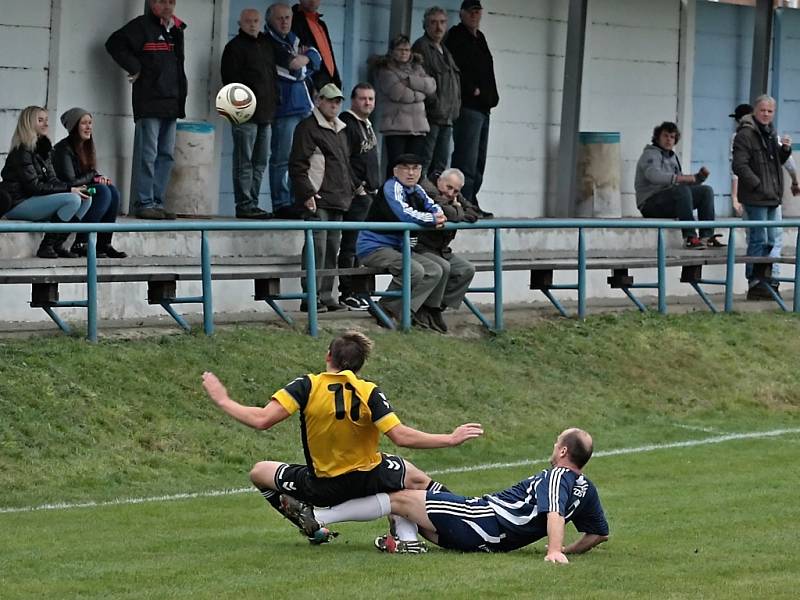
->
xmin=551 ymin=428 xmax=594 ymax=469
xmin=239 ymin=8 xmax=261 ymax=37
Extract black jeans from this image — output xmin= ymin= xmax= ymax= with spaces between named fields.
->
xmin=338 ymin=193 xmax=373 ymax=297
xmin=639 ymin=184 xmax=715 ymax=239
xmin=384 ymin=135 xmax=426 ymax=179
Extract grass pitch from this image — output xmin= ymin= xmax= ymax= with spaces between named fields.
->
xmin=2 ymin=312 xmax=800 ymax=598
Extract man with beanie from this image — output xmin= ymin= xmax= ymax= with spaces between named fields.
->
xmin=732 ymin=95 xmax=794 ymax=299
xmin=221 ymin=8 xmax=279 ymax=219
xmin=106 ymin=0 xmax=187 ymax=220
xmin=445 ymin=0 xmax=498 ymax=218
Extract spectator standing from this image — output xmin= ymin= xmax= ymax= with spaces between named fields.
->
xmin=634 ymin=121 xmax=721 ymax=249
xmin=289 ymin=83 xmax=356 ymax=312
xmin=356 ymin=153 xmax=447 ymax=329
xmin=732 ymin=95 xmax=793 ymax=300
xmin=730 ymin=103 xmax=799 ymax=293
xmin=445 ymin=0 xmax=498 ymax=218
xmin=266 ymin=3 xmax=321 ymax=219
xmin=221 ymin=8 xmax=279 ymax=219
xmin=52 ymin=108 xmax=127 ymax=258
xmin=105 ymin=0 xmax=187 ymax=220
xmin=338 ymin=83 xmax=382 ymax=311
xmin=413 ymin=7 xmax=461 ymax=180
xmin=291 ymin=0 xmax=341 ymax=92
xmin=371 ymin=35 xmax=437 ymax=179
xmin=1 ymin=106 xmax=91 ymax=258
xmin=415 ymin=169 xmax=477 ymax=333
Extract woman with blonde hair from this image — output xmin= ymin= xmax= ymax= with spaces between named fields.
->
xmin=1 ymin=105 xmax=91 ymax=258
xmin=54 ymin=107 xmax=126 ymax=258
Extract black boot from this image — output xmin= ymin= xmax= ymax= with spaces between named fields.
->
xmin=97 ymin=231 xmax=127 ymax=259
xmin=70 ymin=232 xmax=88 ymax=257
xmin=36 ymin=233 xmax=59 ymax=259
xmin=52 ymin=231 xmax=78 ymax=258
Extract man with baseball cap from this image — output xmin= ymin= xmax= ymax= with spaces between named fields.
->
xmin=290 ymin=82 xmax=357 ymax=313
xmin=356 ymin=153 xmax=449 ymax=330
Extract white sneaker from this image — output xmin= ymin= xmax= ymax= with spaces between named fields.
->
xmin=342 ymin=295 xmax=369 ymax=311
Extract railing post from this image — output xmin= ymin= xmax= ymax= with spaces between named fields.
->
xmin=86 ymin=231 xmax=98 ymax=342
xmin=794 ymin=226 xmax=800 ymax=313
xmin=494 ymin=228 xmax=504 ymax=331
xmin=725 ymin=227 xmax=736 ymax=312
xmin=201 ymin=231 xmax=214 ymax=335
xmin=657 ymin=228 xmax=667 ymax=314
xmin=304 ymin=228 xmax=318 ymax=337
xmin=402 ymin=230 xmax=411 ymax=331
xmin=577 ymin=228 xmax=586 ymax=319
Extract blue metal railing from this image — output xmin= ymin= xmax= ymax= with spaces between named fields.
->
xmin=0 ymin=218 xmax=797 ymax=340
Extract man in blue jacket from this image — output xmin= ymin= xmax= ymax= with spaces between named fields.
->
xmin=266 ymin=3 xmax=321 ymax=218
xmin=106 ymin=0 xmax=187 ymax=220
xmin=357 ymin=154 xmax=447 ymax=329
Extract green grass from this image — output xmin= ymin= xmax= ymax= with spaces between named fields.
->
xmin=2 ymin=312 xmax=800 ymax=597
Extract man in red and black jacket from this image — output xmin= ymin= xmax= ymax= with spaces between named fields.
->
xmin=106 ymin=0 xmax=188 ymax=220
xmin=291 ymin=1 xmax=341 ymax=92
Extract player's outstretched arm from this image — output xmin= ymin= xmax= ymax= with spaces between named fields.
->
xmin=384 ymin=422 xmax=483 ymax=449
xmin=544 ymin=512 xmax=569 ymax=564
xmin=202 ymin=372 xmax=290 ymax=430
xmin=564 ymin=533 xmax=609 ymax=555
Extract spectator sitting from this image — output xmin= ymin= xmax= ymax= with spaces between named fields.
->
xmin=52 ymin=108 xmax=127 ymax=258
xmin=266 ymin=2 xmax=321 ymax=219
xmin=105 ymin=0 xmax=187 ymax=220
xmin=356 ymin=153 xmax=447 ymax=330
xmin=221 ymin=8 xmax=279 ymax=219
xmin=1 ymin=106 xmax=91 ymax=258
xmin=289 ymin=83 xmax=357 ymax=313
xmin=413 ymin=6 xmax=461 ymax=180
xmin=338 ymin=83 xmax=382 ymax=311
xmin=634 ymin=121 xmax=721 ymax=249
xmin=414 ymin=168 xmax=477 ymax=333
xmin=370 ymin=34 xmax=437 ymax=179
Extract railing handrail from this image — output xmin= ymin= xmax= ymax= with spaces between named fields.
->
xmin=0 ymin=218 xmax=795 ymax=234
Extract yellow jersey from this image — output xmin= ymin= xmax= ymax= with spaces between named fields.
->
xmin=272 ymin=370 xmax=401 ymax=478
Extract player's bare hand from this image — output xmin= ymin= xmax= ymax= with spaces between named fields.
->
xmin=449 ymin=423 xmax=483 ymax=446
xmin=544 ymin=550 xmax=569 ymax=564
xmin=202 ymin=371 xmax=229 ymax=406
xmin=304 ymin=194 xmax=321 ymax=212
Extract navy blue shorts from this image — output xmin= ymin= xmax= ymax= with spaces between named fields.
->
xmin=425 ymin=491 xmax=506 ymax=553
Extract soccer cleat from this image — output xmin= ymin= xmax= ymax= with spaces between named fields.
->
xmin=374 ymin=534 xmax=428 ymax=554
xmin=279 ymin=494 xmax=322 ymax=536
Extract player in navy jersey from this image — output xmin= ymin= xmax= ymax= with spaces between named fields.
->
xmin=310 ymin=428 xmax=608 ymax=558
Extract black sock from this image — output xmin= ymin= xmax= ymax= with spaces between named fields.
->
xmin=426 ymin=480 xmax=451 ymax=494
xmin=257 ymin=486 xmax=283 ymax=512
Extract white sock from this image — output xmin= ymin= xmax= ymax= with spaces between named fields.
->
xmin=313 ymin=493 xmax=391 ymax=526
xmin=392 ymin=515 xmax=419 ymax=542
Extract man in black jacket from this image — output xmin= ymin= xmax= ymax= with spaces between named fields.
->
xmin=106 ymin=0 xmax=187 ymax=220
xmin=338 ymin=83 xmax=382 ymax=310
xmin=221 ymin=8 xmax=279 ymax=219
xmin=291 ymin=1 xmax=341 ymax=91
xmin=732 ymin=94 xmax=793 ymax=299
xmin=445 ymin=0 xmax=498 ymax=218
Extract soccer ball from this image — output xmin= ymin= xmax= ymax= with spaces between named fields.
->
xmin=215 ymin=83 xmax=256 ymax=125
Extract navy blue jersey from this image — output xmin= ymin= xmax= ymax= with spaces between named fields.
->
xmin=482 ymin=467 xmax=608 ymax=550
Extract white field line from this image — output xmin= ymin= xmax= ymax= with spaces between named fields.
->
xmin=670 ymin=423 xmax=724 ymax=434
xmin=1 ymin=427 xmax=798 ymax=516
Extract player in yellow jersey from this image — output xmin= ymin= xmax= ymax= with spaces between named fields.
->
xmin=202 ymin=331 xmax=482 ymax=542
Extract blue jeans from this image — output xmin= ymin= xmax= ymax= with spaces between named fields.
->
xmin=76 ymin=184 xmax=120 ymax=247
xmin=421 ymin=123 xmax=452 ymax=179
xmin=269 ymin=114 xmax=305 ymax=211
xmin=451 ymin=108 xmax=490 ymax=203
xmin=231 ymin=122 xmax=270 ymax=211
xmin=131 ymin=118 xmax=177 ymax=211
xmin=4 ymin=192 xmax=89 ymax=221
xmin=743 ymin=204 xmax=780 ymax=284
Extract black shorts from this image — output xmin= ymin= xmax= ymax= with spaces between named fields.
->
xmin=273 ymin=453 xmax=406 ymax=506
